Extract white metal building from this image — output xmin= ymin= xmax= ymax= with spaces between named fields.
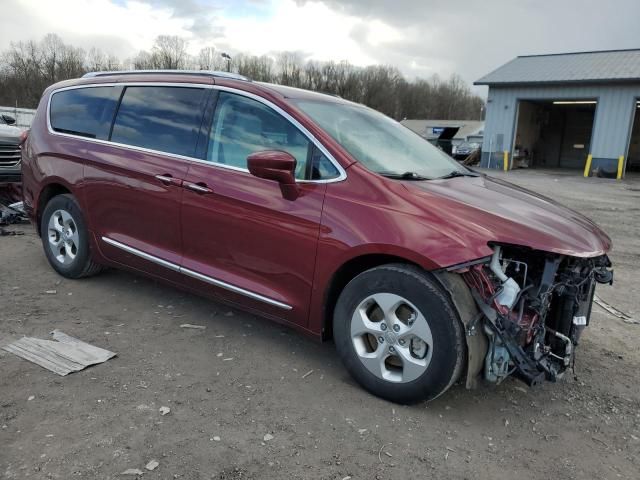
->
xmin=476 ymin=49 xmax=640 ymax=178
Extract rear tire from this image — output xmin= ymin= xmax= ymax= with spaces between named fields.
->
xmin=40 ymin=194 xmax=103 ymax=279
xmin=333 ymin=264 xmax=465 ymax=404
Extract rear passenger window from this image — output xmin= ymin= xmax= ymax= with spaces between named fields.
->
xmin=50 ymin=86 xmax=120 ymax=139
xmin=111 ymin=86 xmax=207 ymax=157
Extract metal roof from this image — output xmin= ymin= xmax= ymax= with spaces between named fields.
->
xmin=475 ymin=49 xmax=640 ymax=86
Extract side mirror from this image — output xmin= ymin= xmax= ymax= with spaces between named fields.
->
xmin=247 ymin=150 xmax=299 ymax=200
xmin=1 ymin=114 xmax=16 ymax=125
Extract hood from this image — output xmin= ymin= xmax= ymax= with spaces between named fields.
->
xmin=0 ymin=124 xmax=23 ymax=143
xmin=403 ymin=174 xmax=612 ymax=258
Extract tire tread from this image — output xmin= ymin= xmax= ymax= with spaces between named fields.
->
xmin=40 ymin=194 xmax=104 ymax=279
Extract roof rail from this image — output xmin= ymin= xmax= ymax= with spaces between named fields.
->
xmin=82 ymin=70 xmax=251 ymax=82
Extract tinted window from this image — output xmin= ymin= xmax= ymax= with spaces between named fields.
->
xmin=310 ymin=146 xmax=341 ymax=180
xmin=111 ymin=86 xmax=207 ymax=157
xmin=50 ymin=86 xmax=120 ymax=139
xmin=207 ymin=92 xmax=339 ymax=180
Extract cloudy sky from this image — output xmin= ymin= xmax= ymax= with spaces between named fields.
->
xmin=2 ymin=0 xmax=639 ymax=93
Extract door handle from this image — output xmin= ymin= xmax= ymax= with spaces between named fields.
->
xmin=184 ymin=182 xmax=213 ymax=194
xmin=155 ymin=174 xmax=182 ymax=186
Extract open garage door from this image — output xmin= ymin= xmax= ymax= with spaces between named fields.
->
xmin=512 ymin=100 xmax=596 ymax=170
xmin=626 ymin=101 xmax=640 ymax=173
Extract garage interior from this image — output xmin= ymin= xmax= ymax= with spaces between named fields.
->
xmin=512 ymin=100 xmax=596 ymax=170
xmin=627 ymin=101 xmax=640 ymax=172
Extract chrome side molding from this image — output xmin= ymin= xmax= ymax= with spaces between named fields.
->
xmin=102 ymin=236 xmax=180 ymax=272
xmin=101 ymin=236 xmax=292 ymax=311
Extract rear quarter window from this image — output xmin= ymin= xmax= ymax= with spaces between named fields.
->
xmin=110 ymin=86 xmax=207 ymax=157
xmin=49 ymin=86 xmax=121 ymax=139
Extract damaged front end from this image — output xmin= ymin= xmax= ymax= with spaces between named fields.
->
xmin=446 ymin=245 xmax=613 ymax=388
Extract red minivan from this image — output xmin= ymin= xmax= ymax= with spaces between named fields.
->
xmin=21 ymin=70 xmax=613 ymax=403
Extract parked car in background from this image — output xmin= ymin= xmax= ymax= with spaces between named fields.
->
xmin=452 ymin=141 xmax=480 ymax=160
xmin=21 ymin=70 xmax=613 ymax=403
xmin=0 ymin=114 xmax=24 ymax=183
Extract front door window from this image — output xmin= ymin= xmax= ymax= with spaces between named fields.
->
xmin=207 ymin=92 xmax=339 ymax=180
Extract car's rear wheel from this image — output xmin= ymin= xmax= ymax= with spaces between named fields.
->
xmin=333 ymin=264 xmax=465 ymax=403
xmin=40 ymin=194 xmax=103 ymax=279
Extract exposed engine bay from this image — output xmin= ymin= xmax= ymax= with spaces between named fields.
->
xmin=451 ymin=245 xmax=613 ymax=387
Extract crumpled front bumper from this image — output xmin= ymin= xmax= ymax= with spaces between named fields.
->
xmin=435 ymin=249 xmax=613 ymax=389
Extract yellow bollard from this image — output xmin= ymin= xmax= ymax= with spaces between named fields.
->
xmin=616 ymin=156 xmax=624 ymax=180
xmin=503 ymin=151 xmax=509 ymax=172
xmin=583 ymin=154 xmax=593 ymax=177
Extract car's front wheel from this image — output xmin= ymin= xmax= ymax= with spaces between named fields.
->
xmin=40 ymin=194 xmax=103 ymax=279
xmin=333 ymin=264 xmax=465 ymax=403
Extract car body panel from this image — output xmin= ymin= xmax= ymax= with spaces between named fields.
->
xmin=181 ymin=161 xmax=327 ymax=325
xmin=82 ymin=141 xmax=188 ymax=281
xmin=20 ymin=104 xmax=84 ymax=218
xmin=404 ymin=174 xmax=612 ymax=258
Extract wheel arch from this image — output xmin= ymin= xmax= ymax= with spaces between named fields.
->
xmin=321 ymin=253 xmax=423 ymax=340
xmin=36 ymin=180 xmax=73 ymax=236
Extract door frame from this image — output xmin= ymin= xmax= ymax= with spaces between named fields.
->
xmin=511 ymin=97 xmax=599 ymax=170
xmin=623 ymin=97 xmax=640 ymax=178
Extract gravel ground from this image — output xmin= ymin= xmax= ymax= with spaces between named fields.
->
xmin=1 ymin=169 xmax=639 ymax=479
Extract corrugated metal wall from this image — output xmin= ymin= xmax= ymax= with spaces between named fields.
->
xmin=480 ymin=83 xmax=640 ymax=170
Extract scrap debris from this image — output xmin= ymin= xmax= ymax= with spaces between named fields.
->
xmin=121 ymin=468 xmax=144 ymax=476
xmin=2 ymin=330 xmax=116 ymax=376
xmin=180 ymin=323 xmax=206 ymax=330
xmin=0 ymin=228 xmax=23 ymax=236
xmin=594 ymin=295 xmax=638 ymax=324
xmin=0 ymin=199 xmax=27 ymax=236
xmin=1 ymin=200 xmax=26 ymax=222
xmin=378 ymin=443 xmax=393 ymax=464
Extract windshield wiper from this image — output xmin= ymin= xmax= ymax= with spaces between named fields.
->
xmin=435 ymin=170 xmax=480 ymax=180
xmin=379 ymin=171 xmax=430 ymax=180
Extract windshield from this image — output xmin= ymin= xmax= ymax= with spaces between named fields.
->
xmin=293 ymin=100 xmax=468 ymax=179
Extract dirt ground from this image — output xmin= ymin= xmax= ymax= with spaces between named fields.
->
xmin=1 ymin=169 xmax=639 ymax=480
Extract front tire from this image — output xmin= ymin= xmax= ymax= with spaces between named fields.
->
xmin=333 ymin=264 xmax=465 ymax=403
xmin=40 ymin=194 xmax=103 ymax=279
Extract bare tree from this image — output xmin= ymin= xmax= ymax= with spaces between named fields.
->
xmin=235 ymin=54 xmax=273 ymax=81
xmin=0 ymin=34 xmax=86 ymax=107
xmin=197 ymin=47 xmax=219 ymax=70
xmin=132 ymin=50 xmax=154 ymax=70
xmin=276 ymin=52 xmax=304 ymax=86
xmin=104 ymin=53 xmax=121 ymax=71
xmin=0 ymin=33 xmax=485 ymax=119
xmin=87 ymin=47 xmax=106 ymax=71
xmin=151 ymin=35 xmax=188 ymax=69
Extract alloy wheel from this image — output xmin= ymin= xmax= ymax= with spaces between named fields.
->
xmin=47 ymin=209 xmax=79 ymax=266
xmin=350 ymin=292 xmax=433 ymax=383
